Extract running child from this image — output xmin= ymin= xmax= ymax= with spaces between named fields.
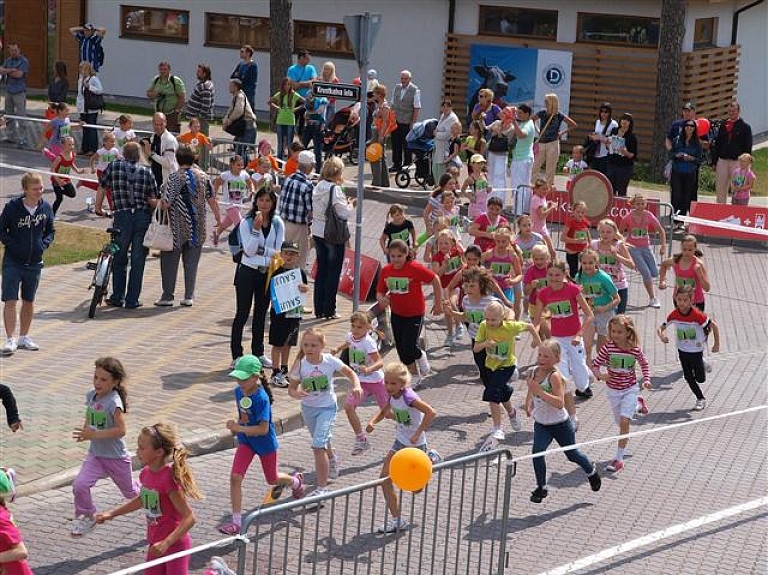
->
xmin=0 ymin=468 xmax=34 ymax=575
xmin=431 ymin=230 xmax=465 ymax=346
xmin=422 ymin=216 xmax=450 ymax=264
xmin=39 ymin=102 xmax=80 ymax=161
xmin=212 ymin=155 xmax=254 ymax=245
xmin=268 ymin=242 xmax=309 ymax=387
xmin=659 ymin=235 xmax=710 ymax=311
xmin=534 ymin=260 xmax=594 ymax=427
xmin=618 ymin=193 xmax=666 ymax=308
xmin=562 ymin=200 xmax=590 ymax=278
xmin=217 ymin=355 xmax=304 ymax=535
xmin=250 ymin=156 xmax=276 ymax=193
xmin=288 ymin=328 xmax=363 ymax=497
xmin=112 ymin=114 xmax=137 ymax=152
xmin=71 ymin=357 xmax=140 ymax=537
xmin=96 ymin=423 xmax=203 ymax=575
xmin=576 ymin=249 xmax=620 ymax=365
xmin=590 ymin=219 xmax=634 ymax=314
xmin=332 ymin=312 xmax=387 ymax=456
xmin=474 ymin=301 xmax=541 ymax=450
xmin=79 ymin=133 xmax=121 ymax=210
xmin=529 ymin=179 xmax=558 ymax=260
xmin=377 ymin=240 xmax=443 ymax=388
xmin=437 ymin=189 xmax=464 ymax=244
xmin=422 ymin=174 xmax=458 ymax=237
xmin=380 ymin=203 xmax=416 ymax=259
xmin=523 ymin=245 xmax=552 ymax=337
xmin=524 ymin=339 xmax=601 ymax=503
xmin=462 ymin=154 xmax=491 ymax=220
xmin=468 ymin=196 xmax=508 ymax=253
xmin=366 ymin=362 xmax=437 ymax=534
xmin=50 ymin=136 xmax=83 ymax=215
xmin=730 ymin=153 xmax=755 ymax=206
xmin=592 ymin=315 xmax=652 ymax=472
xmin=482 ymin=227 xmax=522 ymax=317
xmin=563 ymin=145 xmax=589 ymax=191
xmin=444 ymin=244 xmax=513 ymax=308
xmin=657 ymin=286 xmax=720 ymax=411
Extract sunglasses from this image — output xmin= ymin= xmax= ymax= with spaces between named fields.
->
xmin=685 ymin=124 xmax=696 ymax=128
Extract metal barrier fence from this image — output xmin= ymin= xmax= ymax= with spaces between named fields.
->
xmin=236 ymin=449 xmax=513 ymax=575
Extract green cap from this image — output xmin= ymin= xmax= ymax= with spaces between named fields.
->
xmin=0 ymin=468 xmax=17 ymax=502
xmin=229 ymin=355 xmax=262 ymax=380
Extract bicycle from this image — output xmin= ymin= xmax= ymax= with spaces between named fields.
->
xmin=86 ymin=227 xmax=121 ymax=318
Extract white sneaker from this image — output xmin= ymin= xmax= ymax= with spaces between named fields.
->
xmin=692 ymin=399 xmax=707 ymax=411
xmin=259 ymin=355 xmax=273 ymax=369
xmin=455 ymin=324 xmax=466 ymax=341
xmin=649 ymin=297 xmax=661 ymax=308
xmin=704 ymin=358 xmax=712 ymax=373
xmin=303 ymin=488 xmax=329 ymax=509
xmin=508 ymin=409 xmax=522 ymax=432
xmin=376 ymin=517 xmax=409 ymax=534
xmin=17 ymin=336 xmax=39 ymax=351
xmin=416 ymin=353 xmax=430 ymax=376
xmin=180 ymin=298 xmax=194 ymax=307
xmin=269 ymin=371 xmax=289 ymax=388
xmin=1 ymin=338 xmax=17 ymax=356
xmin=351 ymin=438 xmax=371 ymax=456
xmin=153 ymin=298 xmax=174 ymax=307
xmin=70 ymin=515 xmax=96 ymax=537
xmin=479 ymin=434 xmax=499 ymax=453
xmin=492 ymin=428 xmax=506 ymax=440
xmin=328 ymin=455 xmax=341 ymax=479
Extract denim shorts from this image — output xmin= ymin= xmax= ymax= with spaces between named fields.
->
xmin=390 ymin=440 xmax=427 ymax=453
xmin=1 ymin=258 xmax=42 ymax=302
xmin=629 ymin=246 xmax=658 ymax=281
xmin=302 ymin=403 xmax=337 ymax=449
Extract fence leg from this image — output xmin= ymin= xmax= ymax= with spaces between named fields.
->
xmin=496 ymin=460 xmax=516 ymax=575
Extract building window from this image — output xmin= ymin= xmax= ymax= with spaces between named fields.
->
xmin=205 ymin=13 xmax=269 ymax=50
xmin=693 ymin=17 xmax=717 ymax=49
xmin=478 ymin=6 xmax=558 ymax=39
xmin=577 ymin=13 xmax=659 ymax=47
xmin=294 ymin=21 xmax=353 ymax=56
xmin=121 ymin=6 xmax=189 ymax=43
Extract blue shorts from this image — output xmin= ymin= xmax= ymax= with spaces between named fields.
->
xmin=629 ymin=246 xmax=658 ymax=281
xmin=301 ymin=403 xmax=337 ymax=449
xmin=390 ymin=440 xmax=427 ymax=453
xmin=2 ymin=258 xmax=42 ymax=302
xmin=503 ymin=287 xmax=515 ymax=304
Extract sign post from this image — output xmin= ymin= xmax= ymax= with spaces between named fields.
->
xmin=343 ymin=12 xmax=381 ymax=311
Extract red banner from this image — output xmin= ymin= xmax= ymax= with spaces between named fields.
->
xmin=544 ymin=189 xmax=661 ymax=226
xmin=687 ymin=202 xmax=768 ymax=242
xmin=311 ymin=249 xmax=381 ymax=299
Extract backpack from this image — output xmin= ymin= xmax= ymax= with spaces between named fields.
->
xmin=227 ymin=216 xmax=253 ymax=263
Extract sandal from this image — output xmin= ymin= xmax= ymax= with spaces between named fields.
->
xmin=217 ymin=521 xmax=241 ymax=536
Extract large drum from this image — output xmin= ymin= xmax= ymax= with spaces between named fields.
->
xmin=570 ymin=169 xmax=614 ymax=221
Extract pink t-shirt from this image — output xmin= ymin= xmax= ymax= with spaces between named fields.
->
xmin=730 ymin=167 xmax=755 ymax=200
xmin=537 ymin=282 xmax=583 ymax=337
xmin=621 ymin=211 xmax=661 ymax=249
xmin=139 ymin=464 xmax=192 ymax=548
xmin=590 ymin=239 xmax=628 ymax=290
xmin=471 ymin=213 xmax=508 ymax=252
xmin=0 ymin=506 xmax=34 ymax=575
xmin=524 ymin=264 xmax=549 ymax=305
xmin=673 ymin=257 xmax=705 ymax=304
xmin=529 ymin=194 xmax=549 ymax=236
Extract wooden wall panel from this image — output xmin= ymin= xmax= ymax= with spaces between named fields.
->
xmin=681 ymin=45 xmax=739 ymax=121
xmin=4 ymin=0 xmax=47 ymax=88
xmin=56 ymin=0 xmax=87 ymax=88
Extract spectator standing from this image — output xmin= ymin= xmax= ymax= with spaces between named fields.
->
xmin=302 ymin=93 xmax=328 ymax=173
xmin=287 ymin=49 xmax=317 ymax=138
xmin=48 ymin=61 xmax=69 ymax=104
xmin=508 ymin=104 xmax=536 ymax=211
xmin=587 ymin=102 xmax=618 ymax=175
xmin=223 ymin=78 xmax=257 ymax=165
xmin=0 ymin=43 xmax=29 ymax=147
xmin=370 ymin=84 xmax=394 ymax=187
xmin=231 ymin=45 xmax=258 ymax=113
xmin=711 ymin=101 xmax=753 ymax=204
xmin=142 ymin=112 xmax=179 ymax=188
xmin=666 ymin=102 xmax=707 ymax=151
xmin=669 ymin=121 xmax=703 ymax=219
xmin=433 ymin=99 xmax=460 ymax=182
xmin=532 ymin=93 xmax=577 ymax=186
xmin=279 ymin=150 xmax=316 ymax=273
xmin=76 ymin=61 xmax=103 ymax=156
xmin=95 ymin=142 xmax=159 ymax=309
xmin=605 ymin=113 xmax=638 ymax=197
xmin=319 ymin=61 xmax=340 ymax=123
xmin=69 ymin=23 xmax=106 ymax=72
xmin=146 ymin=61 xmax=185 ymax=133
xmin=185 ymin=63 xmax=215 ymax=136
xmin=0 ymin=173 xmax=54 ymax=356
xmin=270 ymin=78 xmax=303 ymax=161
xmin=390 ymin=70 xmax=421 ymax=172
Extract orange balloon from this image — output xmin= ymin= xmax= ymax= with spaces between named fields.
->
xmin=366 ymin=142 xmax=383 ymax=163
xmin=389 ymin=447 xmax=433 ymax=492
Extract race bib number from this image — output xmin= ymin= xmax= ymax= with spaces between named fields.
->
xmin=675 ymin=277 xmax=696 ymax=289
xmin=59 ymin=166 xmax=71 ymax=175
xmin=676 ymin=327 xmax=697 ymax=341
xmin=573 ymin=230 xmax=588 ymax=241
xmin=349 ymin=349 xmax=366 ymax=370
xmin=386 ymin=277 xmax=410 ymax=295
xmin=446 ymin=256 xmax=462 ymax=273
xmin=536 ymin=278 xmax=548 ymax=289
xmin=490 ymin=262 xmax=512 ymax=275
xmin=488 ymin=341 xmax=511 ymax=361
xmin=547 ymin=300 xmax=573 ymax=318
xmin=391 ymin=229 xmax=410 ymax=242
xmin=302 ymin=374 xmax=330 ymax=393
xmin=85 ymin=406 xmax=107 ymax=430
xmin=392 ymin=407 xmax=411 ymax=425
xmin=599 ymin=253 xmax=617 ymax=266
xmin=631 ymin=228 xmax=647 ymax=238
xmin=466 ymin=310 xmax=484 ymax=327
xmin=609 ymin=353 xmax=636 ymax=371
xmin=582 ymin=283 xmax=603 ymax=297
xmin=140 ymin=487 xmax=162 ymax=523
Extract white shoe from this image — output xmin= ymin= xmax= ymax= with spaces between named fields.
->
xmin=492 ymin=428 xmax=505 ymax=440
xmin=70 ymin=515 xmax=96 ymax=537
xmin=508 ymin=409 xmax=522 ymax=432
xmin=154 ymin=298 xmax=174 ymax=307
xmin=17 ymin=336 xmax=38 ymax=351
xmin=303 ymin=488 xmax=329 ymax=509
xmin=351 ymin=438 xmax=371 ymax=456
xmin=416 ymin=353 xmax=430 ymax=376
xmin=180 ymin=298 xmax=194 ymax=307
xmin=269 ymin=371 xmax=289 ymax=388
xmin=692 ymin=399 xmax=707 ymax=411
xmin=1 ymin=338 xmax=17 ymax=356
xmin=455 ymin=324 xmax=465 ymax=341
xmin=411 ymin=373 xmax=423 ymax=390
xmin=377 ymin=517 xmax=409 ymax=534
xmin=649 ymin=297 xmax=661 ymax=308
xmin=479 ymin=434 xmax=499 ymax=453
xmin=259 ymin=355 xmax=273 ymax=369
xmin=704 ymin=358 xmax=712 ymax=373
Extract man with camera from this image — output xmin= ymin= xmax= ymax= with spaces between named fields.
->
xmin=147 ymin=61 xmax=186 ymax=133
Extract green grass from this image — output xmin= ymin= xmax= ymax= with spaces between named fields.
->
xmin=753 ymin=148 xmax=767 ymax=196
xmin=0 ymin=222 xmax=106 ymax=266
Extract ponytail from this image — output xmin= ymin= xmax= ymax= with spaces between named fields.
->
xmin=171 ymin=446 xmax=203 ymax=501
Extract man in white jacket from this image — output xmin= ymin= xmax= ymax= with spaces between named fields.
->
xmin=141 ymin=112 xmax=179 ymax=188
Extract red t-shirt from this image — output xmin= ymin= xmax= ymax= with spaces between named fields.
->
xmin=377 ymin=260 xmax=437 ymax=317
xmin=537 ymin=282 xmax=583 ymax=337
xmin=524 ymin=264 xmax=549 ymax=305
xmin=471 ymin=213 xmax=508 ymax=252
xmin=52 ymin=153 xmax=76 ymax=185
xmin=0 ymin=506 xmax=34 ymax=575
xmin=564 ymin=216 xmax=590 ymax=253
xmin=432 ymin=245 xmax=464 ymax=288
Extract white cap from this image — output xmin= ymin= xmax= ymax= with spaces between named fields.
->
xmin=367 ymin=69 xmax=378 ymax=79
xmin=298 ymin=150 xmax=315 ymax=166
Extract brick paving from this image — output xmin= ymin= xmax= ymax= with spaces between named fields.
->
xmin=1 ymin=103 xmax=767 ymax=574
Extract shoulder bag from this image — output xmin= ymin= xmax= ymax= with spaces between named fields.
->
xmin=323 ymin=185 xmax=350 ymax=245
xmin=83 ymin=77 xmax=105 ymax=111
xmin=224 ymin=93 xmax=247 ymax=138
xmin=143 ymin=204 xmax=174 ymax=251
xmin=487 ymin=133 xmax=509 ymax=153
xmin=533 ymin=113 xmax=556 ymax=155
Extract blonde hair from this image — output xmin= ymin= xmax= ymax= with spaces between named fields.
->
xmin=608 ymin=314 xmax=640 ymax=348
xmin=383 ymin=361 xmax=411 ymax=387
xmin=141 ymin=423 xmax=203 ymax=500
xmin=530 ymin=244 xmax=550 ymax=259
xmin=322 ymin=61 xmax=336 ymax=81
xmin=433 ymin=216 xmax=449 ymax=231
xmin=579 ymin=248 xmax=599 ymax=264
xmin=544 ymin=93 xmax=560 ymax=116
xmin=629 ymin=193 xmax=646 ymax=207
xmin=292 ymin=327 xmax=327 ymax=368
xmin=597 ymin=218 xmax=624 ymax=242
xmin=572 ymin=200 xmax=587 ymax=211
xmin=436 ymin=229 xmax=457 ymax=245
xmin=478 ymin=88 xmax=495 ymax=101
xmin=21 ymin=172 xmax=43 ymax=190
xmin=349 ymin=311 xmax=371 ymax=327
xmin=320 ymin=156 xmax=344 ymax=181
xmin=538 ymin=338 xmax=562 ymax=362
xmin=484 ymin=300 xmax=506 ymax=317
xmin=738 ymin=153 xmax=753 ymax=165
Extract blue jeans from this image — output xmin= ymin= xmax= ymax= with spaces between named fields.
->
xmin=111 ymin=208 xmax=151 ymax=307
xmin=312 ymin=235 xmax=345 ymax=317
xmin=302 ymin=120 xmax=325 ymax=173
xmin=532 ymin=419 xmax=593 ymax=489
xmin=235 ymin=123 xmax=257 ymax=165
xmin=276 ymin=124 xmax=295 ymax=160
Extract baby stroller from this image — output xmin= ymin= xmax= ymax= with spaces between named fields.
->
xmin=322 ymin=106 xmax=359 ymax=165
xmin=395 ymin=119 xmax=437 ymax=189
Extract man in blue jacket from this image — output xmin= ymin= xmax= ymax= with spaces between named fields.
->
xmin=0 ymin=173 xmax=55 ymax=356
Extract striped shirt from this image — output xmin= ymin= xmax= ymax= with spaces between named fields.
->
xmin=186 ymin=80 xmax=215 ymax=121
xmin=76 ymin=32 xmax=103 ymax=72
xmin=592 ymin=342 xmax=650 ymax=391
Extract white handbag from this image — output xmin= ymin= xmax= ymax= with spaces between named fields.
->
xmin=143 ymin=205 xmax=174 ymax=251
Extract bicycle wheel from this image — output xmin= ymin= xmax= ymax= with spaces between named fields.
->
xmin=395 ymin=171 xmax=411 ymax=189
xmin=88 ymin=284 xmax=104 ymax=319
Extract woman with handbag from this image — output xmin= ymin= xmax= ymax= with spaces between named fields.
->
xmin=154 ymin=145 xmax=221 ymax=308
xmin=586 ymin=102 xmax=618 ymax=175
xmin=532 ymin=93 xmax=577 ymax=186
xmin=76 ymin=61 xmax=103 ymax=156
xmin=223 ymin=78 xmax=257 ymax=164
xmin=311 ymin=156 xmax=355 ymax=319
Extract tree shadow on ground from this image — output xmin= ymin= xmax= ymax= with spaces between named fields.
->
xmin=160 ymin=369 xmax=231 ymax=391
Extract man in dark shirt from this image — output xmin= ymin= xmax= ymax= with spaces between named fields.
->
xmin=69 ymin=23 xmax=106 ymax=72
xmin=711 ymin=101 xmax=753 ymax=204
xmin=231 ymin=45 xmax=258 ymax=113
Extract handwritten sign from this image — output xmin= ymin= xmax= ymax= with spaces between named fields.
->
xmin=270 ymin=269 xmax=305 ymax=314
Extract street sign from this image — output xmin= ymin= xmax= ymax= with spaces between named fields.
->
xmin=311 ymin=82 xmax=360 ymax=101
xmin=344 ymin=13 xmax=382 ymax=68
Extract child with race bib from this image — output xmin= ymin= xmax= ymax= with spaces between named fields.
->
xmin=659 ymin=235 xmax=710 ymax=312
xmin=332 ymin=312 xmax=387 ymax=456
xmin=288 ymin=328 xmax=362 ymax=498
xmin=590 ymin=219 xmax=634 ymax=314
xmin=482 ymin=226 xmax=523 ymax=317
xmin=431 ymin=229 xmax=466 ymax=346
xmin=366 ymin=362 xmax=437 ymax=534
xmin=212 ymin=155 xmax=254 ymax=245
xmin=462 ymin=154 xmax=491 ymax=220
xmin=379 ymin=203 xmax=416 ymax=260
xmin=40 ymin=102 xmax=81 ymax=161
xmin=112 ymin=114 xmax=137 ymax=153
xmin=50 ymin=136 xmax=83 ymax=215
xmin=444 ymin=244 xmax=513 ymax=308
xmin=71 ymin=357 xmax=140 ymax=537
xmin=592 ymin=315 xmax=652 ymax=473
xmin=96 ymin=423 xmax=203 ymax=575
xmin=523 ymin=245 xmax=552 ymax=337
xmin=218 ymin=355 xmax=304 ymax=535
xmin=534 ymin=259 xmax=594 ymax=428
xmin=468 ymin=196 xmax=508 ymax=253
xmin=525 ymin=340 xmax=601 ymax=503
xmin=618 ymin=193 xmax=666 ymax=308
xmin=0 ymin=467 xmax=35 ymax=575
xmin=79 ymin=132 xmax=121 ymax=210
xmin=575 ymin=249 xmax=620 ymax=365
xmin=529 ymin=179 xmax=558 ymax=260
xmin=562 ymin=200 xmax=591 ymax=278
xmin=474 ymin=301 xmax=541 ymax=450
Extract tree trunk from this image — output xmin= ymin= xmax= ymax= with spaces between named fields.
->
xmin=650 ymin=0 xmax=686 ymax=181
xmin=269 ymin=0 xmax=294 ymax=131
